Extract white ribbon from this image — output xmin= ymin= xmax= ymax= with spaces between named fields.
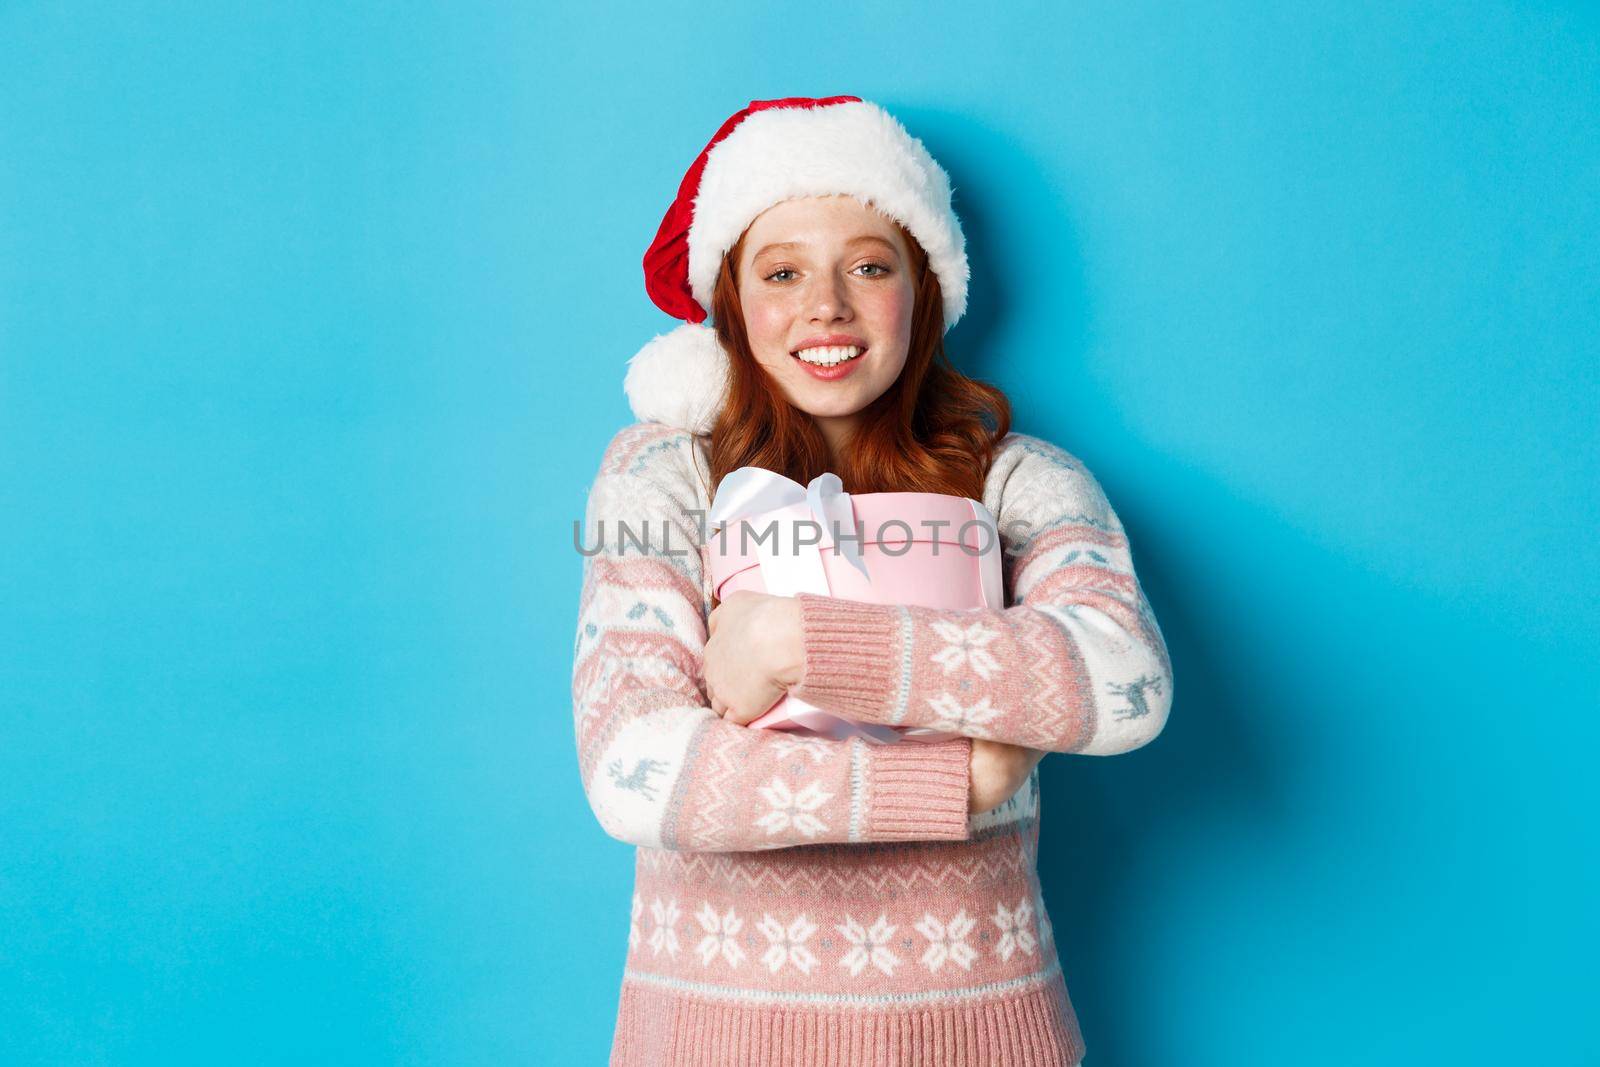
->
xmin=708 ymin=466 xmax=870 ymax=588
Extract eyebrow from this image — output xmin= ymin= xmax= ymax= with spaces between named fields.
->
xmin=751 ymin=235 xmax=898 ymax=259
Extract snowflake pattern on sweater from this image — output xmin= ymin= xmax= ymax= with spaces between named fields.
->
xmin=787 ymin=435 xmax=1173 ymax=756
xmin=574 ymin=422 xmax=1171 ymax=1065
xmin=573 ymin=424 xmax=977 ymax=852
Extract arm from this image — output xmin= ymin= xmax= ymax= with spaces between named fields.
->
xmin=789 ymin=435 xmax=1174 ymax=755
xmin=572 ymin=424 xmax=975 ymax=852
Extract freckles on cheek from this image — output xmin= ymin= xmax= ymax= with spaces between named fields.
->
xmin=879 ymin=287 xmax=914 ymax=331
xmin=747 ymin=302 xmax=791 ymax=356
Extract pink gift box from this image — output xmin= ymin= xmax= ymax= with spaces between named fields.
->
xmin=706 ymin=468 xmax=1005 ymax=744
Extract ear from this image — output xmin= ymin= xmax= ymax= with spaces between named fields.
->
xmin=623 ymin=322 xmax=730 ymax=435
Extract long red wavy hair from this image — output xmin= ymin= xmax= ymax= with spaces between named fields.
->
xmin=702 ymin=218 xmax=1011 ymax=500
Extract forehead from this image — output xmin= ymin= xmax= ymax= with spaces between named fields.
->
xmin=742 ymin=195 xmax=904 ymax=258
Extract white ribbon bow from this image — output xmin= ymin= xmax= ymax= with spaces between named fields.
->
xmin=708 ymin=466 xmax=870 ymax=582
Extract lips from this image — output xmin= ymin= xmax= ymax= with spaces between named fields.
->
xmin=792 ymin=347 xmax=864 ymax=381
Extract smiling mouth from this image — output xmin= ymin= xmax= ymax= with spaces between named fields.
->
xmin=791 ymin=344 xmax=866 ymax=367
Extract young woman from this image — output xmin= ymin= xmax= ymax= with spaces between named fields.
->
xmin=574 ymin=96 xmax=1173 ymax=1066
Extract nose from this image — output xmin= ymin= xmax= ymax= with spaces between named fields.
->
xmin=806 ymin=269 xmax=853 ymax=323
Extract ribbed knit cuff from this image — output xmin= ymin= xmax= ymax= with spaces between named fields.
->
xmin=865 ymin=737 xmax=972 ymax=841
xmin=790 ymin=593 xmax=903 ymax=724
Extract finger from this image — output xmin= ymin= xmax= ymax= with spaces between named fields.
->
xmin=727 ymin=687 xmax=783 ymax=728
xmin=724 ymin=688 xmax=753 ymax=726
xmin=710 ymin=689 xmax=731 ymax=720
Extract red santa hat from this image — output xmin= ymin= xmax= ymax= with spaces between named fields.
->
xmin=625 ymin=96 xmax=971 ymax=434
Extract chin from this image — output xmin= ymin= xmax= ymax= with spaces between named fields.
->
xmin=793 ymin=391 xmax=867 ymax=415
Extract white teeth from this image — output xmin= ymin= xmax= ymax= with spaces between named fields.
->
xmin=793 ymin=345 xmax=863 ymax=366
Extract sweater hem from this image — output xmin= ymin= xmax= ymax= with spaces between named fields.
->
xmin=610 ymin=962 xmax=1086 ymax=1066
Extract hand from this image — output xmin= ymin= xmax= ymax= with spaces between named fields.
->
xmin=969 ymin=739 xmax=1045 ymax=814
xmin=704 ymin=590 xmax=805 ymax=726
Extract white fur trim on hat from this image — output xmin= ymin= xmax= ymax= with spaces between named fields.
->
xmin=624 ymin=322 xmax=730 ymax=435
xmin=686 ymin=100 xmax=969 ymax=332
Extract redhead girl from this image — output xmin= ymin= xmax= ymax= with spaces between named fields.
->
xmin=575 ymin=96 xmax=1172 ymax=1066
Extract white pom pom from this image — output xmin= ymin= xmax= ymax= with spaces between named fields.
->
xmin=623 ymin=322 xmax=730 ymax=435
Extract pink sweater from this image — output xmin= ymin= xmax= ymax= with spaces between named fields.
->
xmin=573 ymin=422 xmax=1173 ymax=1066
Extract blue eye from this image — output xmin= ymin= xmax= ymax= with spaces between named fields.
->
xmin=762 ymin=263 xmax=891 ymax=283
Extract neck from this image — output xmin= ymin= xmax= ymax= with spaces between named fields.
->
xmin=812 ymin=413 xmax=857 ymax=470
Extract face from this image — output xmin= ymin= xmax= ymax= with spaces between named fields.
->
xmin=734 ymin=195 xmax=917 ymax=450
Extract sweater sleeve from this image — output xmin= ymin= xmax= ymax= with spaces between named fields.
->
xmin=572 ymin=423 xmax=974 ymax=853
xmin=789 ymin=434 xmax=1174 ymax=756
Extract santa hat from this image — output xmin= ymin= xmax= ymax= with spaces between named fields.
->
xmin=625 ymin=96 xmax=970 ymax=434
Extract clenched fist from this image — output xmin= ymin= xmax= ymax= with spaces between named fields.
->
xmin=969 ymin=739 xmax=1045 ymax=813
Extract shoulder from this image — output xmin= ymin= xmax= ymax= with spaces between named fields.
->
xmin=595 ymin=421 xmax=704 ymax=479
xmin=985 ymin=431 xmax=1116 ymax=532
xmin=989 ymin=431 xmax=1090 ymax=479
xmin=587 ymin=421 xmax=710 ymax=512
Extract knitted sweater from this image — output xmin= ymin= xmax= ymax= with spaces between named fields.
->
xmin=572 ymin=421 xmax=1173 ymax=1066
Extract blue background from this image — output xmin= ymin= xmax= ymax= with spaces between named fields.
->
xmin=2 ymin=3 xmax=1595 ymax=1064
